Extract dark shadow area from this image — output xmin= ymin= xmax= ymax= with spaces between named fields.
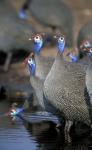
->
xmin=0 ymin=51 xmax=7 ymax=65
xmin=11 ymin=49 xmax=30 ymax=63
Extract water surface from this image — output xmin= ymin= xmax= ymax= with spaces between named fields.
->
xmin=0 ymin=101 xmax=92 ymax=150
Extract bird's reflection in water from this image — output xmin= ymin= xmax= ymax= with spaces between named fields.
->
xmin=1 ymin=100 xmax=91 ymax=150
xmin=18 ymin=114 xmax=92 ymax=150
xmin=23 ymin=119 xmax=64 ymax=150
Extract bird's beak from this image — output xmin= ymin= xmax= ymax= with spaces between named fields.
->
xmin=53 ymin=35 xmax=57 ymax=39
xmin=29 ymin=38 xmax=32 ymax=41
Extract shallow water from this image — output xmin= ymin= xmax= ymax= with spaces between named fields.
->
xmin=0 ymin=101 xmax=92 ymax=150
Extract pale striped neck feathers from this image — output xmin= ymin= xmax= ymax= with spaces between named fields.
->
xmin=80 ymin=39 xmax=92 ymax=59
xmin=29 ymin=33 xmax=44 ymax=54
xmin=54 ymin=35 xmax=65 ymax=53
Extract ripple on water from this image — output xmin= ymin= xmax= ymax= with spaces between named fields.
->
xmin=0 ymin=116 xmax=38 ymax=150
xmin=0 ymin=102 xmax=92 ymax=150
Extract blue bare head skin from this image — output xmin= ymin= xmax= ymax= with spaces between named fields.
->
xmin=69 ymin=53 xmax=78 ymax=63
xmin=56 ymin=35 xmax=65 ymax=53
xmin=28 ymin=58 xmax=36 ymax=75
xmin=10 ymin=108 xmax=24 ymax=116
xmin=34 ymin=41 xmax=43 ymax=53
xmin=88 ymin=48 xmax=92 ymax=59
xmin=33 ymin=34 xmax=43 ymax=54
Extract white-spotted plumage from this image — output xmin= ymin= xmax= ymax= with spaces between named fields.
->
xmin=43 ymin=37 xmax=92 ymax=127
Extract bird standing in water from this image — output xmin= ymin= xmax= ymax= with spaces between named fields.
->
xmin=24 ymin=33 xmax=54 ymax=109
xmin=24 ymin=34 xmax=67 ymax=128
xmin=43 ymin=35 xmax=92 ymax=143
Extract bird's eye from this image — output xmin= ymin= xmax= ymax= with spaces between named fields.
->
xmin=28 ymin=58 xmax=31 ymax=62
xmin=90 ymin=48 xmax=92 ymax=53
xmin=84 ymin=41 xmax=90 ymax=47
xmin=59 ymin=36 xmax=64 ymax=42
xmin=35 ymin=36 xmax=39 ymax=39
xmin=34 ymin=35 xmax=40 ymax=41
xmin=28 ymin=58 xmax=33 ymax=64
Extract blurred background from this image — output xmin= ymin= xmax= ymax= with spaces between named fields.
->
xmin=0 ymin=0 xmax=92 ymax=102
xmin=0 ymin=0 xmax=92 ymax=149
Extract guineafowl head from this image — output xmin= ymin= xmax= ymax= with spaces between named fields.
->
xmin=29 ymin=33 xmax=45 ymax=54
xmin=24 ymin=52 xmax=36 ymax=75
xmin=54 ymin=34 xmax=65 ymax=53
xmin=80 ymin=39 xmax=92 ymax=59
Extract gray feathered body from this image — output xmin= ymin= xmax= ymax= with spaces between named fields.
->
xmin=35 ymin=54 xmax=54 ymax=80
xmin=44 ymin=52 xmax=92 ymax=126
xmin=0 ymin=0 xmax=34 ymax=52
xmin=30 ymin=54 xmax=54 ymax=109
xmin=86 ymin=65 xmax=92 ymax=105
xmin=30 ymin=75 xmax=45 ymax=109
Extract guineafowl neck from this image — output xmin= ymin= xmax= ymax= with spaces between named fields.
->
xmin=30 ymin=75 xmax=43 ymax=91
xmin=44 ymin=51 xmax=65 ymax=86
xmin=30 ymin=75 xmax=45 ymax=109
xmin=35 ymin=54 xmax=43 ymax=66
xmin=57 ymin=51 xmax=63 ymax=58
xmin=35 ymin=54 xmax=44 ymax=79
xmin=54 ymin=51 xmax=65 ymax=63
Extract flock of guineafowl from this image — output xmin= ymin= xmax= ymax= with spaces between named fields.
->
xmin=0 ymin=0 xmax=92 ymax=143
xmin=24 ymin=33 xmax=92 ymax=143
